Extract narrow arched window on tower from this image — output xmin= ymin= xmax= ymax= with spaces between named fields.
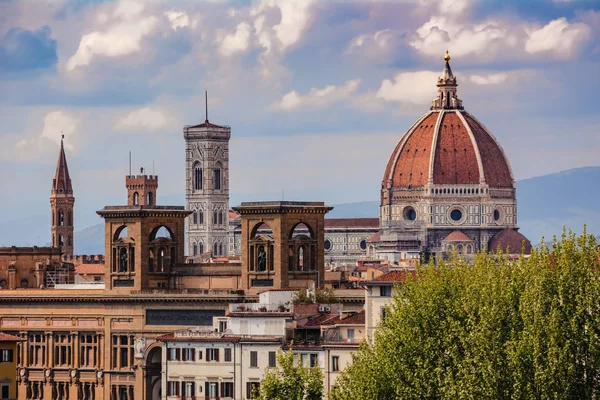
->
xmin=147 ymin=192 xmax=153 ymax=206
xmin=133 ymin=192 xmax=139 ymax=205
xmin=68 ymin=235 xmax=72 ymax=246
xmin=58 ymin=210 xmax=64 ymax=227
xmin=193 ymin=211 xmax=198 ymax=225
xmin=218 ymin=211 xmax=223 ymax=225
xmin=214 ymin=168 xmax=221 ymax=190
xmin=58 ymin=235 xmax=64 ymax=246
xmin=213 ymin=211 xmax=218 ymax=225
xmin=67 ymin=211 xmax=72 ymax=226
xmin=199 ymin=242 xmax=204 ymax=254
xmin=194 ymin=166 xmax=203 ymax=190
xmin=193 ymin=243 xmax=198 ymax=256
xmin=199 ymin=210 xmax=204 ymax=224
xmin=213 ymin=242 xmax=219 ymax=256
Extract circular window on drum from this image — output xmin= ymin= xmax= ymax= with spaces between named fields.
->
xmin=359 ymin=239 xmax=367 ymax=251
xmin=494 ymin=207 xmax=504 ymax=224
xmin=324 ymin=239 xmax=332 ymax=251
xmin=403 ymin=206 xmax=417 ymax=221
xmin=448 ymin=206 xmax=466 ymax=224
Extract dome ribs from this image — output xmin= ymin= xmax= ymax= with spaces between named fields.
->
xmin=463 ymin=113 xmax=512 ymax=188
xmin=389 ymin=112 xmax=438 ymax=188
xmin=433 ymin=112 xmax=479 ymax=185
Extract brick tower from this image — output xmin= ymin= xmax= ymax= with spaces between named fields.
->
xmin=183 ymin=100 xmax=231 ymax=257
xmin=50 ymin=136 xmax=75 ymax=256
xmin=126 ymin=167 xmax=158 ymax=206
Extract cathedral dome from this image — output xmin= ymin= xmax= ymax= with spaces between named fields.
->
xmin=382 ymin=52 xmax=514 ymax=190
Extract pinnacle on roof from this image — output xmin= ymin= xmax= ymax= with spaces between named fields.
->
xmin=52 ymin=135 xmax=73 ymax=194
xmin=431 ymin=50 xmax=463 ymax=110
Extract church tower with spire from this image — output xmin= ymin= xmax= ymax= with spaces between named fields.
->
xmin=50 ymin=136 xmax=75 ymax=256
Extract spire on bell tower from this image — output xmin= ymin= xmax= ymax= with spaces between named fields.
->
xmin=50 ymin=135 xmax=75 ymax=257
xmin=431 ymin=50 xmax=463 ymax=110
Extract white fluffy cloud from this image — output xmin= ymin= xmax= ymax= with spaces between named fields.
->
xmin=470 ymin=73 xmax=508 ymax=85
xmin=410 ymin=0 xmax=591 ymax=61
xmin=115 ymin=107 xmax=168 ymax=132
xmin=12 ymin=111 xmax=80 ymax=160
xmin=252 ymin=0 xmax=315 ymax=52
xmin=66 ymin=1 xmax=158 ymax=71
xmin=165 ymin=10 xmax=190 ymax=30
xmin=219 ymin=22 xmax=252 ymax=56
xmin=273 ymin=79 xmax=362 ymax=111
xmin=525 ymin=18 xmax=592 ymax=59
xmin=376 ymin=71 xmax=439 ymax=105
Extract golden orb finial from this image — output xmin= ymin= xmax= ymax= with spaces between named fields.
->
xmin=444 ymin=50 xmax=451 ymax=62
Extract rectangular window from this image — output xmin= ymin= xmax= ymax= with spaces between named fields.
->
xmin=219 ymin=320 xmax=228 ymax=333
xmin=1 ymin=384 xmax=9 ymax=399
xmin=224 ymin=347 xmax=232 ymax=362
xmin=80 ymin=334 xmax=98 ymax=368
xmin=182 ymin=348 xmax=195 ymax=362
xmin=246 ymin=382 xmax=260 ymax=399
xmin=221 ymin=382 xmax=234 ymax=398
xmin=0 ymin=349 xmax=13 ymax=363
xmin=268 ymin=351 xmax=276 ymax=368
xmin=111 ymin=335 xmax=134 ymax=369
xmin=206 ymin=381 xmax=219 ymax=398
xmin=167 ymin=381 xmax=180 ymax=396
xmin=54 ymin=334 xmax=72 ymax=366
xmin=347 ymin=329 xmax=355 ymax=342
xmin=379 ymin=286 xmax=392 ymax=297
xmin=28 ymin=333 xmax=46 ymax=366
xmin=332 ymin=356 xmax=340 ymax=372
xmin=207 ymin=348 xmax=219 ymax=362
xmin=182 ymin=381 xmax=195 ymax=397
xmin=250 ymin=351 xmax=258 ymax=367
xmin=310 ymin=353 xmax=319 ymax=368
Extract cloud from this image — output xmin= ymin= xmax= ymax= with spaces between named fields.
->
xmin=272 ymin=79 xmax=362 ymax=111
xmin=0 ymin=26 xmax=58 ymax=72
xmin=165 ymin=10 xmax=191 ymax=30
xmin=66 ymin=1 xmax=158 ymax=71
xmin=470 ymin=73 xmax=508 ymax=85
xmin=115 ymin=107 xmax=168 ymax=132
xmin=376 ymin=71 xmax=439 ymax=105
xmin=525 ymin=18 xmax=592 ymax=59
xmin=409 ymin=1 xmax=592 ymax=62
xmin=219 ymin=22 xmax=252 ymax=57
xmin=11 ymin=110 xmax=80 ymax=161
xmin=252 ymin=0 xmax=315 ymax=52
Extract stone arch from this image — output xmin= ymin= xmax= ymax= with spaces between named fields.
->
xmin=113 ymin=225 xmax=128 ymax=242
xmin=145 ymin=344 xmax=162 ymax=400
xmin=289 ymin=222 xmax=314 ymax=239
xmin=149 ymin=225 xmax=174 ymax=242
xmin=250 ymin=222 xmax=274 ymax=240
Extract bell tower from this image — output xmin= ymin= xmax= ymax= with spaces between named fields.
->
xmin=183 ymin=93 xmax=231 ymax=257
xmin=50 ymin=136 xmax=75 ymax=256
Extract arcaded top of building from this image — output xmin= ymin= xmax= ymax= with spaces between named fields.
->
xmin=382 ymin=52 xmax=514 ymax=190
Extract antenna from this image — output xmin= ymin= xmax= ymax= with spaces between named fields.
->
xmin=205 ymin=90 xmax=208 ymax=122
xmin=153 ymin=160 xmax=155 ymax=175
xmin=129 ymin=151 xmax=132 ymax=176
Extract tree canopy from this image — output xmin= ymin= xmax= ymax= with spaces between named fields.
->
xmin=332 ymin=230 xmax=600 ymax=400
xmin=253 ymin=347 xmax=323 ymax=400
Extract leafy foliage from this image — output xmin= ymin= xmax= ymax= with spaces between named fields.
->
xmin=293 ymin=288 xmax=337 ymax=305
xmin=253 ymin=347 xmax=324 ymax=400
xmin=331 ymin=230 xmax=600 ymax=400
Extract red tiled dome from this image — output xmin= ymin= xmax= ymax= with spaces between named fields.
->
xmin=382 ymin=110 xmax=513 ymax=189
xmin=488 ymin=229 xmax=532 ymax=255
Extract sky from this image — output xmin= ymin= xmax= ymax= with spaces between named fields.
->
xmin=0 ymin=0 xmax=599 ymax=234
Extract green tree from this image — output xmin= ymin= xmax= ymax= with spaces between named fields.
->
xmin=253 ymin=347 xmax=324 ymax=400
xmin=331 ymin=230 xmax=600 ymax=400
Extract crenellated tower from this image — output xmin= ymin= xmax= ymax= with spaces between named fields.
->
xmin=50 ymin=136 xmax=75 ymax=256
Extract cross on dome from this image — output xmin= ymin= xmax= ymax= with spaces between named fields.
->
xmin=431 ymin=50 xmax=463 ymax=110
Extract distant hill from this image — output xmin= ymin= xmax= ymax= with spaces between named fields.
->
xmin=3 ymin=167 xmax=599 ymax=254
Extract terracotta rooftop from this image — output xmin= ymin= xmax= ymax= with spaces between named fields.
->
xmin=335 ymin=310 xmax=365 ymax=325
xmin=0 ymin=332 xmax=23 ymax=341
xmin=75 ymin=264 xmax=105 ymax=275
xmin=157 ymin=333 xmax=281 ymax=343
xmin=443 ymin=231 xmax=473 ymax=242
xmin=367 ymin=231 xmax=381 ymax=242
xmin=324 ymin=218 xmax=379 ymax=228
xmin=488 ymin=229 xmax=532 ymax=255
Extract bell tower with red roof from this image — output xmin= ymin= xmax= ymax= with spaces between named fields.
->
xmin=50 ymin=135 xmax=75 ymax=256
